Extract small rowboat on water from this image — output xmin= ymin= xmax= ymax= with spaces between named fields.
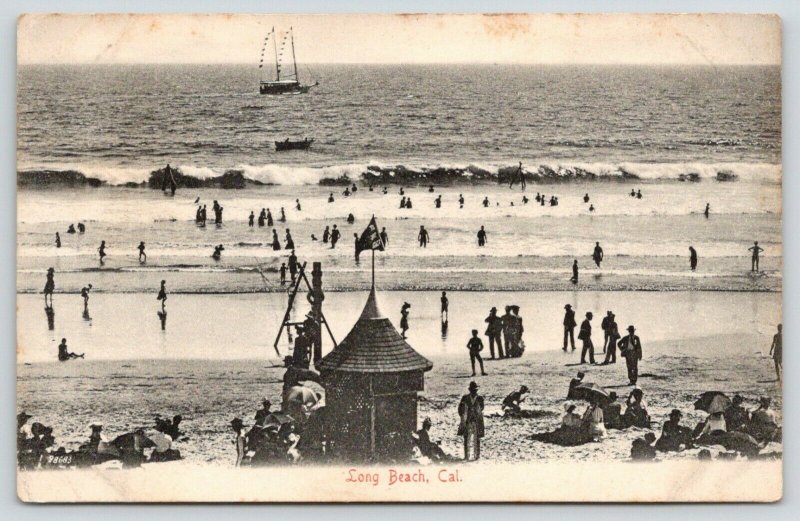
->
xmin=275 ymin=138 xmax=313 ymax=151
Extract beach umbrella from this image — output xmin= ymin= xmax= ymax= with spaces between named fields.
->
xmin=574 ymin=382 xmax=610 ymax=403
xmin=262 ymin=412 xmax=295 ymax=430
xmin=694 ymin=391 xmax=732 ymax=413
xmin=286 ymin=385 xmax=318 ymax=407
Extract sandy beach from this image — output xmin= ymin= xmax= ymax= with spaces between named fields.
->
xmin=17 ymin=343 xmax=782 ymax=466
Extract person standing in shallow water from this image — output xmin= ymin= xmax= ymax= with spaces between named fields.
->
xmin=279 ymin=263 xmax=287 ymax=285
xmin=380 ymin=227 xmax=389 ymax=248
xmin=80 ymin=284 xmax=92 ymax=309
xmin=466 ymin=329 xmax=487 ymax=377
xmin=578 ymin=312 xmax=595 ymax=364
xmin=689 ymin=246 xmax=698 ymax=271
xmin=271 ymin=229 xmax=281 ymax=251
xmin=458 ymin=381 xmax=484 ymax=461
xmin=477 ymin=226 xmax=487 ymax=247
xmin=563 ymin=304 xmax=576 ymax=351
xmin=704 ymin=203 xmax=710 ymax=219
xmin=43 ymin=268 xmax=55 ymax=307
xmin=593 ymin=242 xmax=604 ymax=268
xmin=258 ymin=209 xmax=266 ymax=227
xmin=400 ymin=302 xmax=411 ymax=338
xmin=749 ymin=241 xmax=764 ymax=272
xmin=570 ymin=259 xmax=579 ymax=284
xmin=440 ymin=291 xmax=449 ymax=321
xmin=418 ymin=226 xmax=430 ymax=248
xmin=248 ymin=211 xmax=254 ymax=227
xmin=55 ymin=232 xmax=61 ymax=248
xmin=353 ymin=233 xmax=360 ymax=263
xmin=769 ymin=324 xmax=782 ymax=383
xmin=322 ymin=225 xmax=330 ymax=244
xmin=98 ymin=241 xmax=107 ymax=263
xmin=330 ymin=225 xmax=340 ymax=249
xmin=288 ymin=250 xmax=298 ymax=283
xmin=284 ymin=229 xmax=294 ymax=250
xmin=137 ymin=241 xmax=147 ymax=263
xmin=266 ymin=208 xmax=274 ymax=227
xmin=157 ymin=280 xmax=167 ymax=311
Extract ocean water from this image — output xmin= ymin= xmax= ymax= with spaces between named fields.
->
xmin=17 ymin=64 xmax=781 ymax=184
xmin=16 ymin=290 xmax=781 ymax=363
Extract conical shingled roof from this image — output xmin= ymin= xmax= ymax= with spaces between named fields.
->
xmin=316 ymin=289 xmax=433 ymax=374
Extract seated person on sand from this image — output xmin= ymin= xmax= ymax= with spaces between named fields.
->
xmin=631 ymin=432 xmax=657 ymax=461
xmin=148 ymin=428 xmax=182 ymax=463
xmin=582 ymin=400 xmax=606 ymax=441
xmin=58 ymin=338 xmax=84 ymax=361
xmin=603 ymin=392 xmax=624 ymax=429
xmin=724 ymin=395 xmax=750 ymax=433
xmin=562 ymin=403 xmax=583 ymax=430
xmin=248 ymin=425 xmax=285 ymax=465
xmin=655 ymin=409 xmax=694 ymax=452
xmin=747 ymin=397 xmax=780 ymax=443
xmin=502 ymin=385 xmax=529 ymax=415
xmin=695 ymin=411 xmax=727 ymax=443
xmin=254 ymin=398 xmax=273 ymax=427
xmin=413 ymin=417 xmax=451 ymax=462
xmin=623 ymin=388 xmax=651 ymax=429
xmin=567 ymin=372 xmax=585 ymax=400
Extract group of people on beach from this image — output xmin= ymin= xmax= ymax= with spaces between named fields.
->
xmin=562 ymin=306 xmax=642 ymax=384
xmin=17 ymin=410 xmax=184 ymax=470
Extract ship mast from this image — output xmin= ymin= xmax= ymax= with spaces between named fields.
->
xmin=290 ymin=27 xmax=299 ymax=81
xmin=273 ymin=27 xmax=280 ymax=81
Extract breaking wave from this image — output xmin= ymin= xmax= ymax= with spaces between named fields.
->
xmin=17 ymin=161 xmax=781 ymax=188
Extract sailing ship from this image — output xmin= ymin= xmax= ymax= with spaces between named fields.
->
xmin=258 ymin=27 xmax=318 ymax=95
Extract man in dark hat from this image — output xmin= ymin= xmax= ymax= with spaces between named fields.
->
xmin=484 ymin=306 xmax=504 ymax=359
xmin=601 ymin=311 xmax=614 ymax=354
xmin=502 ymin=385 xmax=529 ymax=414
xmin=458 ymin=381 xmax=484 ymax=461
xmin=578 ymin=312 xmax=595 ymax=364
xmin=563 ymin=304 xmax=577 ymax=351
xmin=655 ymin=409 xmax=693 ymax=452
xmin=618 ymin=325 xmax=643 ymax=385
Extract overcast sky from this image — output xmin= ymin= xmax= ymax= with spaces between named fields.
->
xmin=18 ymin=13 xmax=781 ymax=65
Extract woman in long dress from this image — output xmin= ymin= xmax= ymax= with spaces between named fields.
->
xmin=43 ymin=268 xmax=55 ymax=307
xmin=458 ymin=381 xmax=484 ymax=461
xmin=271 ymin=229 xmax=281 ymax=251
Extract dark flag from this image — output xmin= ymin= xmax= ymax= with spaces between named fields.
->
xmin=356 ymin=216 xmax=384 ymax=256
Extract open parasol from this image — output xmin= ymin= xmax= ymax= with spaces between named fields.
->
xmin=694 ymin=391 xmax=732 ymax=414
xmin=574 ymin=382 xmax=610 ymax=404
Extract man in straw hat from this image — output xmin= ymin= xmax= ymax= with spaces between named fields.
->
xmin=457 ymin=381 xmax=485 ymax=461
xmin=618 ymin=325 xmax=643 ymax=385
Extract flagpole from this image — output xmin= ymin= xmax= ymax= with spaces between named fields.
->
xmin=371 ymin=249 xmax=375 ymax=289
